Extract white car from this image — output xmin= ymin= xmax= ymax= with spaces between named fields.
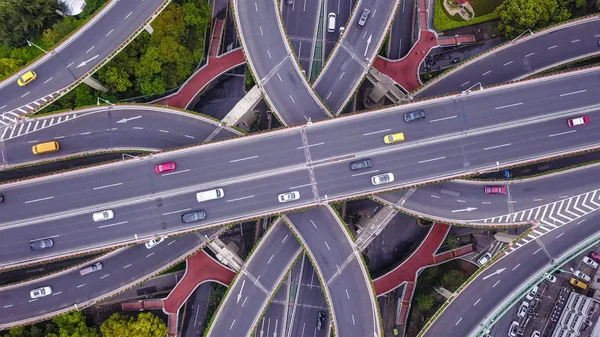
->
xmin=477 ymin=252 xmax=492 ymax=266
xmin=582 ymin=256 xmax=599 ymax=269
xmin=371 ymin=173 xmax=394 ymax=186
xmin=545 ymin=273 xmax=556 ymax=283
xmin=278 ymin=191 xmax=300 ymax=203
xmin=30 ymin=286 xmax=52 ymax=299
xmin=575 ymin=270 xmax=591 ymax=282
xmin=531 ymin=331 xmax=541 ymax=337
xmin=516 ymin=301 xmax=529 ymax=318
xmin=508 ymin=321 xmax=519 ymax=337
xmin=525 ymin=285 xmax=538 ymax=301
xmin=145 ymin=237 xmax=165 ymax=249
xmin=92 ymin=210 xmax=114 ymax=222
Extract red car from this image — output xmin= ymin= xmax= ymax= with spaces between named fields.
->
xmin=567 ymin=116 xmax=589 ymax=127
xmin=484 ymin=185 xmax=507 ymax=195
xmin=590 ymin=251 xmax=600 ymax=262
xmin=154 ymin=162 xmax=177 ymax=174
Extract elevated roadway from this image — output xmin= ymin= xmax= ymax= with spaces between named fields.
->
xmin=204 ymin=219 xmax=302 ymax=337
xmin=0 ymin=0 xmax=169 ymax=125
xmin=416 ymin=17 xmax=600 ymax=98
xmin=285 ymin=206 xmax=382 ymax=337
xmin=1 ymin=68 xmax=600 ymax=268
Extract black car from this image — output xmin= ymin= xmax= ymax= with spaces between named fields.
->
xmin=0 ymin=194 xmax=4 ymax=203
xmin=350 ymin=159 xmax=373 ymax=171
xmin=181 ymin=210 xmax=207 ymax=223
xmin=30 ymin=238 xmax=54 ymax=251
xmin=403 ymin=110 xmax=426 ymax=122
xmin=317 ymin=311 xmax=326 ymax=330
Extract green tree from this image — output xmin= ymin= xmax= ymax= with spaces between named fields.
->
xmin=440 ymin=269 xmax=468 ymax=292
xmin=415 ymin=294 xmax=435 ymax=312
xmin=0 ymin=0 xmax=63 ymax=47
xmin=495 ymin=0 xmax=571 ymax=38
xmin=100 ymin=312 xmax=168 ymax=337
xmin=42 ymin=17 xmax=80 ymax=46
xmin=182 ymin=1 xmax=211 ymax=31
xmin=46 ymin=312 xmax=99 ymax=337
xmin=0 ymin=58 xmax=23 ymax=78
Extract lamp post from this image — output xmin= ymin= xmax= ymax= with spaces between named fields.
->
xmin=97 ymin=97 xmax=113 ymax=106
xmin=26 ymin=40 xmax=48 ymax=54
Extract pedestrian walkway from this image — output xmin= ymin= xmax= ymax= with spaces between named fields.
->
xmin=121 ymin=250 xmax=236 ymax=337
xmin=154 ymin=19 xmax=245 ymax=109
xmin=373 ymin=0 xmax=475 ymax=92
xmin=372 ymin=223 xmax=473 ymax=334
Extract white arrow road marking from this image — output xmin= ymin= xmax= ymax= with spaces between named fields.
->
xmin=482 ymin=268 xmax=506 ymax=280
xmin=116 ymin=116 xmax=142 ymax=123
xmin=237 ymin=279 xmax=245 ymax=303
xmin=451 ymin=207 xmax=477 ymax=213
xmin=364 ymin=34 xmax=372 ymax=56
xmin=76 ymin=55 xmax=99 ymax=68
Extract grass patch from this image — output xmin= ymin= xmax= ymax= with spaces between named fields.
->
xmin=470 ymin=0 xmax=505 ymax=16
xmin=158 ymin=260 xmax=186 ymax=276
xmin=202 ymin=283 xmax=227 ymax=330
xmin=433 ymin=0 xmax=500 ymax=31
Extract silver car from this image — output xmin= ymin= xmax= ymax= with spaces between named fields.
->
xmin=30 ymin=286 xmax=52 ymax=299
xmin=278 ymin=191 xmax=300 ymax=203
xmin=357 ymin=8 xmax=371 ymax=28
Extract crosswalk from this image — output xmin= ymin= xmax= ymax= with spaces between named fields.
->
xmin=0 ymin=112 xmax=79 ymax=141
xmin=476 ymin=189 xmax=600 ymax=256
xmin=488 ymin=241 xmax=507 ymax=257
xmin=0 ymin=91 xmax=59 ymax=127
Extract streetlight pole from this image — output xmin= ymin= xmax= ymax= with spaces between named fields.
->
xmin=26 ymin=40 xmax=48 ymax=54
xmin=97 ymin=97 xmax=113 ymax=106
xmin=511 ymin=29 xmax=533 ymax=43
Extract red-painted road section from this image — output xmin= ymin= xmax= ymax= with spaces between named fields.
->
xmin=373 ymin=223 xmax=473 ymax=327
xmin=121 ymin=250 xmax=235 ymax=336
xmin=373 ymin=0 xmax=475 ymax=91
xmin=154 ymin=19 xmax=245 ymax=109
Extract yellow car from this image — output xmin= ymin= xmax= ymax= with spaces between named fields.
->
xmin=384 ymin=132 xmax=405 ymax=144
xmin=18 ymin=71 xmax=37 ymax=86
xmin=570 ymin=278 xmax=588 ymax=290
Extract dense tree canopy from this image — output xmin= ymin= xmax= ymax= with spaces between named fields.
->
xmin=0 ymin=0 xmax=63 ymax=47
xmin=100 ymin=312 xmax=168 ymax=337
xmin=495 ymin=0 xmax=587 ymax=38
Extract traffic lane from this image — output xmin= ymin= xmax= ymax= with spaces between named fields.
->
xmin=0 ymin=0 xmax=164 ymax=115
xmin=418 ymin=21 xmax=600 ymax=98
xmin=329 ymin=258 xmax=377 ymax=337
xmin=290 ymin=258 xmax=329 ymax=337
xmin=313 ymin=139 xmax=468 ymax=200
xmin=236 ymin=0 xmax=289 ymax=77
xmin=388 ymin=0 xmax=415 ymax=59
xmin=293 ymin=306 xmax=329 ymax=337
xmin=400 ymin=182 xmax=511 ymax=221
xmin=461 ymin=112 xmax=600 ymax=169
xmin=315 ymin=48 xmax=365 ymax=111
xmin=206 ymin=273 xmax=268 ymax=337
xmin=426 ymin=213 xmax=600 ymax=337
xmin=344 ymin=0 xmax=395 ymax=55
xmin=282 ymin=0 xmax=320 ymax=40
xmin=0 ymin=170 xmax=313 ymax=267
xmin=0 ymin=201 xmax=161 ymax=266
xmin=286 ymin=207 xmax=354 ymax=281
xmin=0 ymin=128 xmax=305 ymax=223
xmin=254 ymin=301 xmax=286 ymax=337
xmin=262 ymin=59 xmax=330 ymax=124
xmin=244 ymin=222 xmax=301 ymax=292
xmin=0 ymin=233 xmax=205 ymax=325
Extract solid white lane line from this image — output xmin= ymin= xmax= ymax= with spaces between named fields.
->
xmin=66 ymin=62 xmax=74 ymax=68
xmin=86 ymin=46 xmax=94 ymax=53
xmin=324 ymin=241 xmax=331 ymax=251
xmin=483 ymin=143 xmax=511 ymax=151
xmin=339 ymin=72 xmax=345 ymax=79
xmin=533 ymin=198 xmax=543 ymax=201
xmin=418 ymin=156 xmax=445 ymax=164
xmin=346 ymin=289 xmax=350 ymax=299
xmin=430 ymin=115 xmax=458 ymax=123
xmin=106 ymin=29 xmax=114 ymax=36
xmin=267 ymin=49 xmax=271 ymax=59
xmin=326 ymin=92 xmax=332 ymax=99
xmin=559 ymin=195 xmax=569 ymax=199
xmin=230 ymin=155 xmax=258 ymax=163
xmin=77 ymin=284 xmax=86 ymax=288
xmin=28 ymin=299 xmax=37 ymax=303
xmin=460 ymin=81 xmax=470 ymax=87
xmin=3 ymin=305 xmax=13 ymax=308
xmin=53 ymin=292 xmax=62 ymax=296
xmin=525 ymin=52 xmax=535 ymax=57
xmin=363 ymin=128 xmax=391 ymax=136
xmin=282 ymin=235 xmax=289 ymax=243
xmin=455 ymin=317 xmax=462 ymax=325
xmin=571 ymin=39 xmax=580 ymax=43
xmin=277 ymin=73 xmax=282 ymax=81
xmin=25 ymin=196 xmax=54 ymax=204
xmin=259 ymin=26 xmax=263 ymax=35
xmin=560 ymin=89 xmax=586 ymax=97
xmin=512 ymin=264 xmax=520 ymax=270
xmin=93 ymin=182 xmax=123 ymax=190
xmin=146 ymin=252 xmax=155 ymax=258
xmin=296 ymin=142 xmax=324 ymax=149
xmin=159 ymin=129 xmax=169 ymax=133
xmin=492 ymin=280 xmax=500 ymax=287
xmin=351 ymin=169 xmax=379 ymax=177
xmin=473 ymin=298 xmax=481 ymax=306
xmin=80 ymin=132 xmax=91 ymax=135
xmin=98 ymin=221 xmax=128 ymax=229
xmin=556 ymin=233 xmax=564 ymax=239
xmin=21 ymin=92 xmax=30 ymax=98
xmin=533 ymin=248 xmax=541 ymax=255
xmin=267 ymin=254 xmax=274 ymax=264
xmin=124 ymin=11 xmax=132 ymax=19
xmin=310 ymin=220 xmax=317 ymax=228
xmin=230 ymin=320 xmax=236 ymax=330
xmin=44 ymin=77 xmax=53 ymax=84
xmin=133 ymin=127 xmax=143 ymax=130
xmin=547 ymin=45 xmax=557 ymax=49
xmin=162 ymin=208 xmax=191 ymax=216
xmin=54 ymin=135 xmax=65 ymax=139
xmin=255 ymin=2 xmax=258 ymax=11
xmin=227 ymin=195 xmax=255 ymax=203
xmin=548 ymin=130 xmax=576 ymax=138
xmin=185 ymin=135 xmax=195 ymax=139
xmin=289 ymin=183 xmax=314 ymax=189
xmin=123 ymin=264 xmax=132 ymax=269
xmin=100 ymin=274 xmax=110 ymax=279
xmin=430 ymin=195 xmax=440 ymax=199
xmin=481 ymin=70 xmax=491 ymax=76
xmin=577 ymin=219 xmax=586 ymax=225
xmin=481 ymin=201 xmax=491 ymax=204
xmin=503 ymin=61 xmax=513 ymax=66
xmin=289 ymin=95 xmax=295 ymax=103
xmin=161 ymin=169 xmax=191 ymax=176
xmin=494 ymin=102 xmax=522 ymax=110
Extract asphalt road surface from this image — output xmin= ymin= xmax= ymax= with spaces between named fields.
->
xmin=0 ymin=0 xmax=166 ymax=125
xmin=1 ymin=68 xmax=600 ymax=268
xmin=286 ymin=206 xmax=381 ymax=337
xmin=281 ymin=0 xmax=322 ymax=74
xmin=204 ymin=219 xmax=301 ymax=337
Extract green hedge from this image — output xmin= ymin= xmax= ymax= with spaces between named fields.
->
xmin=433 ymin=0 xmax=499 ymax=31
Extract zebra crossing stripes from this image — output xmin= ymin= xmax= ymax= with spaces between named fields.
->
xmin=0 ymin=113 xmax=79 ymax=141
xmin=0 ymin=91 xmax=58 ymax=127
xmin=488 ymin=241 xmax=506 ymax=256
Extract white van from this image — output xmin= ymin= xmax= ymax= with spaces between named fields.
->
xmin=327 ymin=13 xmax=336 ymax=33
xmin=196 ymin=188 xmax=225 ymax=202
